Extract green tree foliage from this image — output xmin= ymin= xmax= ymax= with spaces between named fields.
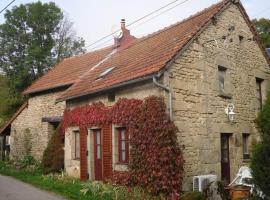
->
xmin=251 ymin=91 xmax=270 ymax=198
xmin=0 ymin=2 xmax=86 ymax=93
xmin=0 ymin=75 xmax=22 ymax=127
xmin=255 ymin=91 xmax=270 ymax=142
xmin=250 ymin=143 xmax=270 ymax=197
xmin=0 ymin=75 xmax=9 ymax=127
xmin=252 ymin=18 xmax=270 ymax=48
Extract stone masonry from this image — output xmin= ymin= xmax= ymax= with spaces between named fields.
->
xmin=10 ymin=91 xmax=65 ymax=160
xmin=164 ymin=3 xmax=270 ymax=190
xmin=64 ymin=3 xmax=270 ymax=191
xmin=65 ymin=82 xmax=164 ymax=178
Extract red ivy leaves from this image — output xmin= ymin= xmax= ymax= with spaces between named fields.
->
xmin=61 ymin=96 xmax=184 ymax=197
xmin=128 ymin=97 xmax=184 ymax=196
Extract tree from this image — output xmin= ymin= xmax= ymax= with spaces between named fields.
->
xmin=251 ymin=91 xmax=270 ymax=198
xmin=250 ymin=143 xmax=270 ymax=197
xmin=0 ymin=75 xmax=21 ymax=128
xmin=0 ymin=2 xmax=86 ymax=93
xmin=54 ymin=16 xmax=85 ymax=63
xmin=252 ymin=18 xmax=270 ymax=48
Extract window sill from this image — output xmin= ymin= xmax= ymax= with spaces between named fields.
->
xmin=116 ymin=162 xmax=128 ymax=165
xmin=218 ymin=91 xmax=232 ymax=99
xmin=114 ymin=163 xmax=128 ymax=171
xmin=243 ymin=154 xmax=250 ymax=160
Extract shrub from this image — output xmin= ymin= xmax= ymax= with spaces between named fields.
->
xmin=61 ymin=96 xmax=184 ymax=197
xmin=250 ymin=143 xmax=270 ymax=197
xmin=252 ymin=91 xmax=270 ymax=199
xmin=255 ymin=91 xmax=270 ymax=143
xmin=181 ymin=192 xmax=207 ymax=200
xmin=42 ymin=127 xmax=64 ymax=173
xmin=128 ymin=96 xmax=184 ymax=196
xmin=111 ymin=171 xmax=131 ymax=186
xmin=42 ymin=171 xmax=78 ymax=184
xmin=81 ymin=181 xmax=158 ymax=200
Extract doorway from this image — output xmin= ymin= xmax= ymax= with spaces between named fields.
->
xmin=221 ymin=133 xmax=231 ymax=184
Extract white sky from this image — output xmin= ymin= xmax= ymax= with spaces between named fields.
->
xmin=0 ymin=0 xmax=270 ymax=51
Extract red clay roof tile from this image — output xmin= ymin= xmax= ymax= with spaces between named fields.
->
xmin=57 ymin=0 xmax=230 ymax=101
xmin=23 ymin=46 xmax=114 ymax=94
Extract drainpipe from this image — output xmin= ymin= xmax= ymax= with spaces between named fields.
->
xmin=152 ymin=75 xmax=173 ymax=121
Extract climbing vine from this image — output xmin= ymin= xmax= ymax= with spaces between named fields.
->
xmin=61 ymin=96 xmax=184 ymax=197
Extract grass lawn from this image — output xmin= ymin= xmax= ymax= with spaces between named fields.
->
xmin=0 ymin=163 xmax=157 ymax=200
xmin=0 ymin=167 xmax=101 ymax=200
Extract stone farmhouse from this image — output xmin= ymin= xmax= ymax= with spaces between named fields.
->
xmin=1 ymin=0 xmax=270 ymax=191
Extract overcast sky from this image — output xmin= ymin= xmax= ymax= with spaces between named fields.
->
xmin=0 ymin=0 xmax=270 ymax=51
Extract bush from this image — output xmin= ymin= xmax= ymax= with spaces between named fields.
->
xmin=61 ymin=96 xmax=184 ymax=197
xmin=255 ymin=91 xmax=270 ymax=143
xmin=250 ymin=143 xmax=270 ymax=197
xmin=128 ymin=97 xmax=184 ymax=196
xmin=81 ymin=181 xmax=158 ymax=200
xmin=42 ymin=171 xmax=78 ymax=184
xmin=42 ymin=127 xmax=64 ymax=173
xmin=181 ymin=192 xmax=207 ymax=200
xmin=252 ymin=91 xmax=270 ymax=199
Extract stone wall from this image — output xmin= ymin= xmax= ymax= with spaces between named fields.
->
xmin=64 ymin=3 xmax=270 ymax=191
xmin=10 ymin=91 xmax=66 ymax=160
xmin=65 ymin=81 xmax=164 ymax=179
xmin=67 ymin=81 xmax=163 ymax=109
xmin=65 ymin=126 xmax=80 ymax=178
xmin=164 ymin=3 xmax=270 ymax=190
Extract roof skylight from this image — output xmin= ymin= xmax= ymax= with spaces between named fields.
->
xmin=96 ymin=67 xmax=115 ymax=80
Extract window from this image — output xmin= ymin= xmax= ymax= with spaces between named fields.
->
xmin=74 ymin=131 xmax=80 ymax=159
xmin=95 ymin=129 xmax=101 ymax=159
xmin=256 ymin=78 xmax=263 ymax=111
xmin=218 ymin=66 xmax=226 ymax=92
xmin=5 ymin=136 xmax=10 ymax=146
xmin=118 ymin=128 xmax=129 ymax=163
xmin=96 ymin=67 xmax=115 ymax=80
xmin=243 ymin=134 xmax=250 ymax=159
xmin=108 ymin=92 xmax=115 ymax=102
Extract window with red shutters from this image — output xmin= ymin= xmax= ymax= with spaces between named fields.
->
xmin=118 ymin=128 xmax=129 ymax=164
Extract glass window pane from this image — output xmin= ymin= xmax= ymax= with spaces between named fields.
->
xmin=121 ymin=130 xmax=125 ymax=140
xmin=96 ymin=130 xmax=100 ymax=145
xmin=222 ymin=138 xmax=228 ymax=149
xmin=256 ymin=79 xmax=263 ymax=111
xmin=121 ymin=141 xmax=126 ymax=150
xmin=75 ymin=132 xmax=80 ymax=158
xmin=222 ymin=151 xmax=228 ymax=162
xmin=243 ymin=135 xmax=249 ymax=154
xmin=219 ymin=68 xmax=225 ymax=90
xmin=97 ymin=145 xmax=101 ymax=159
xmin=122 ymin=151 xmax=126 ymax=161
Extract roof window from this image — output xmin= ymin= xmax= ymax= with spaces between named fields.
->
xmin=96 ymin=67 xmax=115 ymax=80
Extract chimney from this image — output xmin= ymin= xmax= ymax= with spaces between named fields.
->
xmin=114 ymin=19 xmax=136 ymax=50
xmin=121 ymin=19 xmax=126 ymax=30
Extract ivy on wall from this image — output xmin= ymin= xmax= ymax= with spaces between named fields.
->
xmin=61 ymin=96 xmax=184 ymax=196
xmin=42 ymin=127 xmax=64 ymax=173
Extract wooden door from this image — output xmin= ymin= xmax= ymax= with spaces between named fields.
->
xmin=93 ymin=129 xmax=102 ymax=180
xmin=221 ymin=134 xmax=230 ymax=184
